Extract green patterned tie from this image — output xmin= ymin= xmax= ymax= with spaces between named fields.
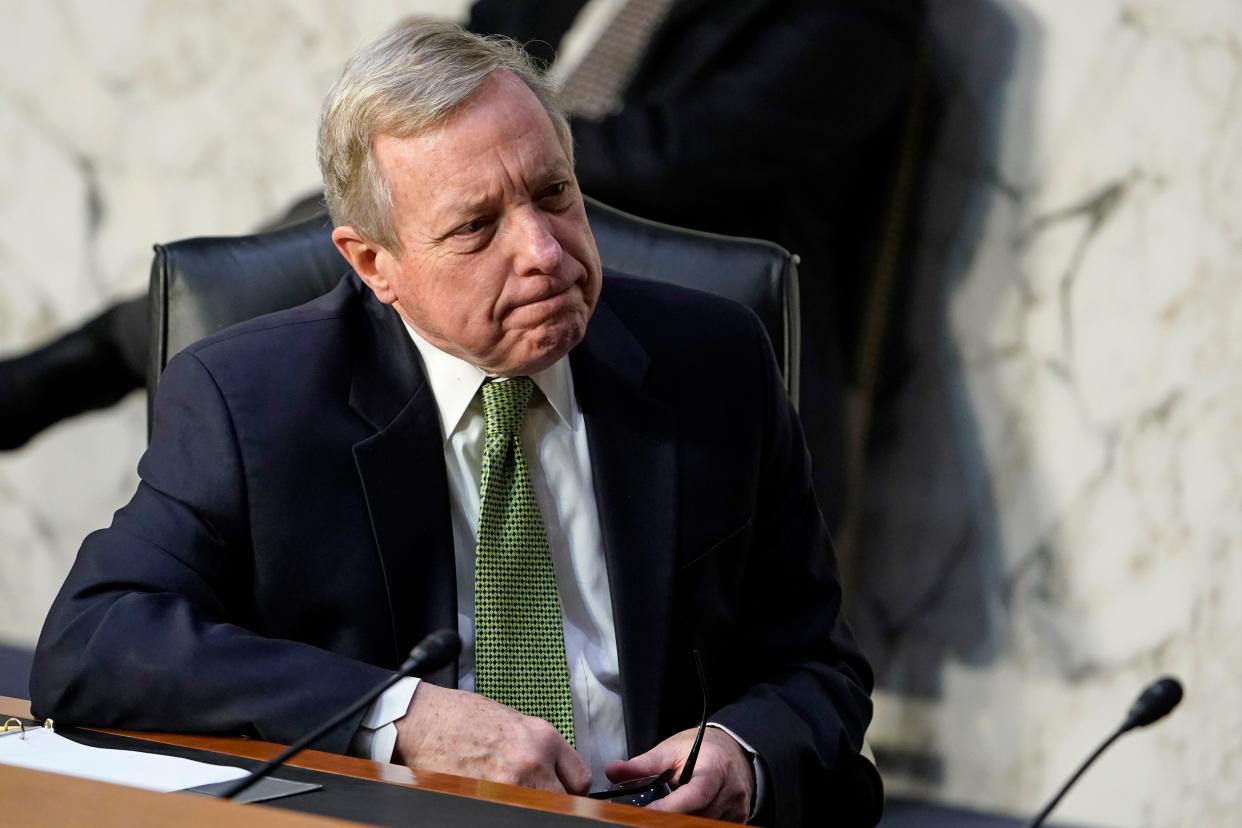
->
xmin=473 ymin=377 xmax=575 ymax=744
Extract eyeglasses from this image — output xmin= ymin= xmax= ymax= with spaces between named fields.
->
xmin=587 ymin=649 xmax=709 ymax=806
xmin=678 ymin=648 xmax=709 ymax=785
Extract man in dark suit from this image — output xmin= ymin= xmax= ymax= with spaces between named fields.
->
xmin=31 ymin=19 xmax=878 ymax=826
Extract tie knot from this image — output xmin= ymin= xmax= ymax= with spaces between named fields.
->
xmin=481 ymin=377 xmax=535 ymax=436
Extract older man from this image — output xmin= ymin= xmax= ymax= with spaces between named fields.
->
xmin=32 ymin=21 xmax=878 ymax=826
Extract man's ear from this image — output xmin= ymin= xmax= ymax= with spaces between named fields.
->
xmin=332 ymin=225 xmax=398 ymax=305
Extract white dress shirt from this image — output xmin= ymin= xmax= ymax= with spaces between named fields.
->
xmin=351 ymin=324 xmax=765 ymax=813
xmin=351 ymin=323 xmax=627 ymax=786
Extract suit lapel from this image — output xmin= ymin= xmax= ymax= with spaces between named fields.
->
xmin=572 ymin=296 xmax=677 ymax=753
xmin=349 ymin=291 xmax=458 ymax=688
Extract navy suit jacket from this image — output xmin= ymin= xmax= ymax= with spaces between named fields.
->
xmin=32 ymin=273 xmax=878 ymax=826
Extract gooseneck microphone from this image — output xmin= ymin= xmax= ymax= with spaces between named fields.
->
xmin=1120 ymin=677 xmax=1183 ymax=730
xmin=1025 ymin=676 xmax=1183 ymax=828
xmin=219 ymin=628 xmax=461 ymax=801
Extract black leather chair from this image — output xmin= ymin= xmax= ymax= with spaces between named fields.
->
xmin=147 ymin=196 xmax=800 ymax=426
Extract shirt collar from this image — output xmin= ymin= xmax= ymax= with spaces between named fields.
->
xmin=402 ymin=320 xmax=576 ymax=441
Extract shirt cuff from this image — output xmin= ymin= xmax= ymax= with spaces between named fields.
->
xmin=347 ymin=676 xmax=420 ymax=763
xmin=707 ymin=722 xmax=767 ymax=823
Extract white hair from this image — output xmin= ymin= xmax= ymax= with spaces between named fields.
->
xmin=317 ymin=19 xmax=574 ymax=253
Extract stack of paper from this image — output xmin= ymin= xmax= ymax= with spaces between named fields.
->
xmin=0 ymin=727 xmax=247 ymax=792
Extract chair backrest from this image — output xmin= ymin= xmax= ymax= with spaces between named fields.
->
xmin=148 ymin=196 xmax=800 ymax=425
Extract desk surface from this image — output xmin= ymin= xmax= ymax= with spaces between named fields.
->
xmin=0 ymin=696 xmax=725 ymax=828
xmin=0 ymin=763 xmax=362 ymax=827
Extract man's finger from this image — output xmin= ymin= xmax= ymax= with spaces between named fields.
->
xmin=604 ymin=750 xmax=670 ymax=783
xmin=647 ymin=774 xmax=719 ymax=815
xmin=554 ymin=742 xmax=592 ymax=795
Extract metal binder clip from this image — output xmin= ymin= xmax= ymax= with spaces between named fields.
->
xmin=0 ymin=717 xmax=27 ymax=740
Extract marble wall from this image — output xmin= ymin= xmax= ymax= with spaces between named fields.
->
xmin=0 ymin=1 xmax=1237 ymax=827
xmin=855 ymin=1 xmax=1242 ymax=826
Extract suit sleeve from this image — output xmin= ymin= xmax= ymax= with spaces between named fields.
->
xmin=708 ymin=310 xmax=882 ymax=828
xmin=30 ymin=350 xmax=390 ymax=752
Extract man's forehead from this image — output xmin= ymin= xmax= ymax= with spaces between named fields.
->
xmin=373 ymin=74 xmax=571 ymax=219
xmin=375 ymin=71 xmax=560 ymax=164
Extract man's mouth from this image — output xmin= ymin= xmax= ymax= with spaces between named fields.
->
xmin=522 ymin=287 xmax=578 ymax=316
xmin=516 ymin=279 xmax=582 ymax=312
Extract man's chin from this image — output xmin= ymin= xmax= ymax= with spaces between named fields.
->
xmin=493 ymin=319 xmax=588 ymax=376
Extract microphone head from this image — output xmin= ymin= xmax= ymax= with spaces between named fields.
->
xmin=400 ymin=628 xmax=462 ymax=675
xmin=1123 ymin=676 xmax=1183 ymax=731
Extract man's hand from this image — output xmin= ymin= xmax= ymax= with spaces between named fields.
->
xmin=393 ymin=683 xmax=591 ymax=795
xmin=605 ymin=727 xmax=754 ymax=823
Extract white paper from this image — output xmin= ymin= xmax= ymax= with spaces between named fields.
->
xmin=0 ymin=728 xmax=248 ymax=792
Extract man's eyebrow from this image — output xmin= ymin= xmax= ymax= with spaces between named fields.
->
xmin=534 ymin=163 xmax=573 ymax=186
xmin=451 ymin=197 xmax=495 ymax=220
xmin=428 ymin=194 xmax=499 ymax=237
xmin=427 ymin=163 xmax=574 ymax=239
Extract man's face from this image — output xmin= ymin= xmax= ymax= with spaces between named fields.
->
xmin=344 ymin=70 xmax=602 ymax=376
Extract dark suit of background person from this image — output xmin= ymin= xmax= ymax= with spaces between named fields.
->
xmin=468 ymin=0 xmax=927 ymax=528
xmin=31 ymin=266 xmax=880 ymax=825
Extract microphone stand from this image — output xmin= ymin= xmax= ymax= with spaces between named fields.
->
xmin=1024 ymin=676 xmax=1183 ymax=828
xmin=1023 ymin=725 xmax=1124 ymax=828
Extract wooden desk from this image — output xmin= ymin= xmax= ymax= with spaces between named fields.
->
xmin=0 ymin=764 xmax=362 ymax=827
xmin=0 ymin=697 xmax=725 ymax=827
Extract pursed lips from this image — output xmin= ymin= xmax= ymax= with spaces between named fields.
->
xmin=502 ymin=275 xmax=585 ymax=319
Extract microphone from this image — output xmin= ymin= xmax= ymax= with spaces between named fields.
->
xmin=219 ymin=628 xmax=461 ymax=800
xmin=1121 ymin=677 xmax=1183 ymax=731
xmin=1025 ymin=676 xmax=1183 ymax=828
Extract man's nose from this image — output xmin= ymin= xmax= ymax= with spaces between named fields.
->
xmin=510 ymin=207 xmax=563 ymax=274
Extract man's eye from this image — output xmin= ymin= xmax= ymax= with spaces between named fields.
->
xmin=456 ymin=218 xmax=490 ymax=236
xmin=540 ymin=182 xmax=569 ymax=202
